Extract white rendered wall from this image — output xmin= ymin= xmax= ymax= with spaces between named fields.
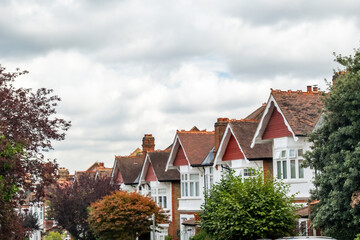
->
xmin=273 ymin=136 xmax=314 ymax=200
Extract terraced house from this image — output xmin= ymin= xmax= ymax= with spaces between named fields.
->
xmin=108 ymin=85 xmax=324 ymax=239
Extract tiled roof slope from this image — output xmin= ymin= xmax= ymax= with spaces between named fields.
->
xmin=75 ymin=171 xmax=96 ymax=180
xmin=230 ymin=120 xmax=272 ymax=159
xmin=271 ymin=89 xmax=323 ymax=135
xmin=177 ymin=130 xmax=214 ymax=166
xmin=148 ymin=151 xmax=179 ymax=181
xmin=95 ymin=168 xmax=112 ymax=179
xmin=245 ymin=104 xmax=266 ymax=121
xmin=115 ymin=155 xmax=144 ymax=184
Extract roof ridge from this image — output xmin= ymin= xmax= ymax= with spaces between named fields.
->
xmin=115 ymin=154 xmax=144 ymax=159
xmin=229 ymin=118 xmax=259 ymax=123
xmin=270 ymin=88 xmax=323 ymax=95
xmin=177 ymin=129 xmax=215 ymax=134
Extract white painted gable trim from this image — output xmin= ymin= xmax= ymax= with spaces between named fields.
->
xmin=110 ymin=157 xmax=118 ymax=185
xmin=251 ymin=95 xmax=298 ymax=148
xmin=214 ymin=124 xmax=248 ymax=166
xmin=137 ymin=154 xmax=150 ymax=189
xmin=165 ymin=134 xmax=191 ymax=171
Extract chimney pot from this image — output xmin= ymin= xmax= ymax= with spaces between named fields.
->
xmin=307 ymin=85 xmax=312 ymax=92
xmin=313 ymin=86 xmax=318 ymax=92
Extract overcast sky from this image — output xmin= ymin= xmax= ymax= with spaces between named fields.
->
xmin=1 ymin=0 xmax=360 ymax=173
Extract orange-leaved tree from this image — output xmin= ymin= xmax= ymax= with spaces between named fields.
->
xmin=88 ymin=190 xmax=167 ymax=240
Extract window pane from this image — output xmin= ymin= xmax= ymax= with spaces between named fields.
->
xmin=281 ymin=150 xmax=286 ymax=158
xmin=210 ymin=176 xmax=213 ymax=187
xmin=158 ymin=189 xmax=166 ymax=194
xmin=282 ymin=160 xmax=287 ymax=179
xmin=277 ymin=161 xmax=282 ymax=179
xmin=210 ymin=167 xmax=213 ymax=174
xmin=291 ymin=160 xmax=296 ymax=178
xmin=204 ymin=175 xmax=208 ymax=190
xmin=289 ymin=149 xmax=295 ymax=158
xmin=190 ymin=182 xmax=194 ymax=196
xmin=164 ymin=196 xmax=167 ymax=208
xmin=190 ymin=174 xmax=199 ymax=180
xmin=159 ymin=196 xmax=163 ymax=207
xmin=195 ymin=182 xmax=199 ymax=196
xmin=298 ymin=149 xmax=303 ymax=157
xmin=185 ymin=182 xmax=188 ymax=196
xmin=299 ymin=160 xmax=304 ymax=178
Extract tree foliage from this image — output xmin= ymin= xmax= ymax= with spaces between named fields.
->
xmin=47 ymin=174 xmax=117 ymax=240
xmin=200 ymin=170 xmax=297 ymax=240
xmin=88 ymin=190 xmax=167 ymax=240
xmin=21 ymin=211 xmax=40 ymax=237
xmin=0 ymin=65 xmax=70 ymax=239
xmin=305 ymin=48 xmax=360 ymax=240
xmin=44 ymin=231 xmax=67 ymax=240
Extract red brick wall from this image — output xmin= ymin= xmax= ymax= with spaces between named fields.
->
xmin=169 ymin=182 xmax=181 ymax=240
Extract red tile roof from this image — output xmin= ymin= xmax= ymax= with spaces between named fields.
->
xmin=245 ymin=103 xmax=266 ymax=121
xmin=229 ymin=120 xmax=272 ymax=159
xmin=177 ymin=129 xmax=214 ymax=166
xmin=148 ymin=151 xmax=180 ymax=181
xmin=115 ymin=155 xmax=144 ymax=184
xmin=271 ymin=89 xmax=324 ymax=135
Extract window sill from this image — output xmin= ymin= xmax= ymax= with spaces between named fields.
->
xmin=179 ymin=197 xmax=202 ymax=200
xmin=282 ymin=179 xmax=308 ymax=184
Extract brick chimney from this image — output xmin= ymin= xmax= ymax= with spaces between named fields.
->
xmin=58 ymin=167 xmax=69 ymax=180
xmin=332 ymin=71 xmax=345 ymax=86
xmin=307 ymin=85 xmax=312 ymax=93
xmin=214 ymin=118 xmax=229 ymax=156
xmin=142 ymin=134 xmax=155 ymax=153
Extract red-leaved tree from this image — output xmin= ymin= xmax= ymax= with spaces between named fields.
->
xmin=0 ymin=65 xmax=71 ymax=238
xmin=88 ymin=191 xmax=168 ymax=240
xmin=47 ymin=174 xmax=117 ymax=240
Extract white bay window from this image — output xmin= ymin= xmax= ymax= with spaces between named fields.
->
xmin=275 ymin=148 xmax=305 ymax=180
xmin=181 ymin=173 xmax=200 ymax=197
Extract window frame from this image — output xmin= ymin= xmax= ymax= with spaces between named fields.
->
xmin=276 ymin=148 xmax=305 ymax=180
xmin=181 ymin=173 xmax=200 ymax=198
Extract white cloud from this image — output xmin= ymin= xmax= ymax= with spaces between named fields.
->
xmin=1 ymin=0 xmax=359 ymax=172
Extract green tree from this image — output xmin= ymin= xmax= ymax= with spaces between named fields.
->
xmin=44 ymin=231 xmax=66 ymax=240
xmin=305 ymin=48 xmax=360 ymax=240
xmin=200 ymin=170 xmax=297 ymax=240
xmin=88 ymin=190 xmax=167 ymax=240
